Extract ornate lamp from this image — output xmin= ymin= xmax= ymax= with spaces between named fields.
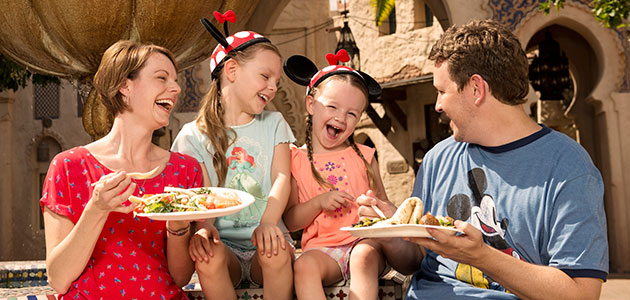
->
xmin=335 ymin=4 xmax=360 ymax=70
xmin=528 ymin=30 xmax=578 ymax=140
xmin=529 ymin=30 xmax=572 ymax=103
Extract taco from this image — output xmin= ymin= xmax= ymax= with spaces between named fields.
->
xmin=409 ymin=197 xmax=424 ymax=224
xmin=383 ymin=197 xmax=416 ymax=225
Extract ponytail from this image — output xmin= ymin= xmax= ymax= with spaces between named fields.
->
xmin=196 ymin=80 xmax=234 ymax=187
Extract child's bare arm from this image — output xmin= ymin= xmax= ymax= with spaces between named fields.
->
xmin=260 ymin=143 xmax=291 ymax=225
xmin=283 ymin=176 xmax=339 ymax=231
xmin=254 ymin=143 xmax=291 ymax=256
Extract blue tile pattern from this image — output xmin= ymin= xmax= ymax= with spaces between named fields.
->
xmin=178 ymin=67 xmax=203 ymax=113
xmin=488 ymin=0 xmax=630 ymax=92
xmin=0 ymin=262 xmax=48 ymax=289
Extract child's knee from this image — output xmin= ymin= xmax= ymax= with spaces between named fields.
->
xmin=256 ymin=245 xmax=292 ymax=270
xmin=195 ymin=245 xmax=230 ymax=276
xmin=293 ymin=255 xmax=317 ymax=277
xmin=350 ymin=243 xmax=381 ymax=265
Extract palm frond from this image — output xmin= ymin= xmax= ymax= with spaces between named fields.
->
xmin=371 ymin=0 xmax=396 ymax=26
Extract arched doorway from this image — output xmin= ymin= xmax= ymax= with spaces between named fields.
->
xmin=35 ymin=137 xmax=63 ymax=229
xmin=526 ymin=25 xmax=599 ymax=164
xmin=515 ymin=4 xmax=630 ymax=273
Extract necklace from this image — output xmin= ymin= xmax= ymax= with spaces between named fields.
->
xmin=134 ymin=178 xmax=149 ymax=196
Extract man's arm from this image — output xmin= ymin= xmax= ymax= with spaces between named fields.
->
xmin=408 ymin=221 xmax=602 ymax=300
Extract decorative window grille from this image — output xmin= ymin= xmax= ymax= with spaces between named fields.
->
xmin=34 ymin=82 xmax=60 ymax=120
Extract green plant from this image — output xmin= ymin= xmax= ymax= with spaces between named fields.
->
xmin=0 ymin=52 xmax=60 ymax=92
xmin=592 ymin=0 xmax=630 ymax=28
xmin=372 ymin=0 xmax=396 ymax=26
xmin=540 ymin=0 xmax=630 ymax=30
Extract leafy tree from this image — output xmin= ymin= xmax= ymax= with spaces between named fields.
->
xmin=372 ymin=1 xmax=629 ymax=32
xmin=0 ymin=52 xmax=60 ymax=92
xmin=540 ymin=0 xmax=630 ymax=30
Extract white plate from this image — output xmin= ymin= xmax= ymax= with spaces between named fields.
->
xmin=136 ymin=187 xmax=255 ymax=221
xmin=340 ymin=224 xmax=462 ymax=238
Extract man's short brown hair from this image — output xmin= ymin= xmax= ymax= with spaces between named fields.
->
xmin=429 ymin=19 xmax=529 ymax=105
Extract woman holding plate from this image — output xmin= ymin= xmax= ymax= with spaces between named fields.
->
xmin=40 ymin=40 xmax=202 ymax=299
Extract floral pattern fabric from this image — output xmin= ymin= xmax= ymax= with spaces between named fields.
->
xmin=40 ymin=147 xmax=202 ymax=300
xmin=290 ymin=145 xmax=375 ymax=250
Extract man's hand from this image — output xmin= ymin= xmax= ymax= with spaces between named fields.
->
xmin=252 ymin=222 xmax=286 ymax=258
xmin=405 ymin=220 xmax=488 ymax=265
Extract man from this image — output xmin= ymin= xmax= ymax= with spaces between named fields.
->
xmin=359 ymin=19 xmax=608 ymax=299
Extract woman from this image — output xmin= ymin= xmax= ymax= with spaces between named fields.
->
xmin=41 ymin=40 xmax=201 ymax=299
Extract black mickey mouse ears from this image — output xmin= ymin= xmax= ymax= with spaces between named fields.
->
xmin=283 ymin=52 xmax=381 ymax=101
xmin=201 ymin=11 xmax=270 ymax=78
xmin=283 ymin=55 xmax=317 ymax=86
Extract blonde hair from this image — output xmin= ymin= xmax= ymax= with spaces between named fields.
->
xmin=93 ymin=40 xmax=177 ymax=116
xmin=196 ymin=42 xmax=281 ymax=186
xmin=304 ymin=74 xmax=376 ymax=190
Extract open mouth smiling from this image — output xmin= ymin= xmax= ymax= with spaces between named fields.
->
xmin=326 ymin=124 xmax=342 ymax=138
xmin=156 ymin=99 xmax=174 ymax=111
xmin=258 ymin=93 xmax=268 ymax=103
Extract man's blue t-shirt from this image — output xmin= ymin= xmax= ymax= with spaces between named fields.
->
xmin=406 ymin=125 xmax=608 ymax=299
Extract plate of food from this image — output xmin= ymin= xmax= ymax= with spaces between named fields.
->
xmin=131 ymin=187 xmax=255 ymax=221
xmin=340 ymin=197 xmax=462 ymax=238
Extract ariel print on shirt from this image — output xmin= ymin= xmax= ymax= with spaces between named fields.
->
xmin=446 ymin=168 xmax=522 ymax=289
xmin=225 ymin=146 xmax=266 ymax=227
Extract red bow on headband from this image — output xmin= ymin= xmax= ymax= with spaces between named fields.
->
xmin=325 ymin=49 xmax=350 ymax=65
xmin=214 ymin=10 xmax=236 ymax=24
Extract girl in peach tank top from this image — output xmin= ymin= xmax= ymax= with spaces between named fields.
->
xmin=283 ymin=51 xmax=420 ymax=299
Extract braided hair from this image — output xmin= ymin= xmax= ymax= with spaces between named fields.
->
xmin=304 ymin=74 xmax=377 ymax=191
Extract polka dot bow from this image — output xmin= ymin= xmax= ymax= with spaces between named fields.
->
xmin=283 ymin=49 xmax=382 ymax=101
xmin=201 ymin=10 xmax=270 ymax=78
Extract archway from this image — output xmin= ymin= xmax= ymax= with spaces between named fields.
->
xmin=526 ymin=25 xmax=598 ymax=163
xmin=516 ymin=3 xmax=630 ymax=273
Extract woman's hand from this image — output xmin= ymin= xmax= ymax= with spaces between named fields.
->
xmin=86 ymin=171 xmax=137 ymax=216
xmin=314 ymin=190 xmax=354 ymax=211
xmin=252 ymin=222 xmax=286 ymax=258
xmin=189 ymin=223 xmax=221 ymax=262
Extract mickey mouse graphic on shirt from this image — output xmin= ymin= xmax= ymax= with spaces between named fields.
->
xmin=445 ymin=168 xmax=523 ymax=289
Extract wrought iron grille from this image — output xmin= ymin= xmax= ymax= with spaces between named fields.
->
xmin=33 ymin=82 xmax=60 ymax=120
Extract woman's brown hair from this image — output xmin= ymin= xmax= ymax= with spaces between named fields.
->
xmin=196 ymin=42 xmax=281 ymax=187
xmin=304 ymin=74 xmax=377 ymax=191
xmin=93 ymin=40 xmax=178 ymax=116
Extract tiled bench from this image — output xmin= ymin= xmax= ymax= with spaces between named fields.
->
xmin=1 ymin=261 xmax=405 ymax=300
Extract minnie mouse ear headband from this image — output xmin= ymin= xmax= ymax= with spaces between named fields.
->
xmin=200 ymin=10 xmax=270 ymax=79
xmin=283 ymin=49 xmax=381 ymax=101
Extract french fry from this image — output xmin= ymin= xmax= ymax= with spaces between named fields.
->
xmin=128 ymin=195 xmax=147 ymax=204
xmin=127 ymin=166 xmax=161 ymax=180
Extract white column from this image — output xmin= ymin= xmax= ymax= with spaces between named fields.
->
xmin=600 ymin=92 xmax=630 ymax=273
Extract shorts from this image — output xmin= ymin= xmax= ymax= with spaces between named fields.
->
xmin=225 ymin=232 xmax=295 ymax=287
xmin=306 ymin=239 xmax=362 ymax=283
xmin=306 ymin=239 xmax=392 ymax=284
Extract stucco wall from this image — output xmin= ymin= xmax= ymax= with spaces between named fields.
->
xmin=0 ymin=81 xmax=91 ymax=260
